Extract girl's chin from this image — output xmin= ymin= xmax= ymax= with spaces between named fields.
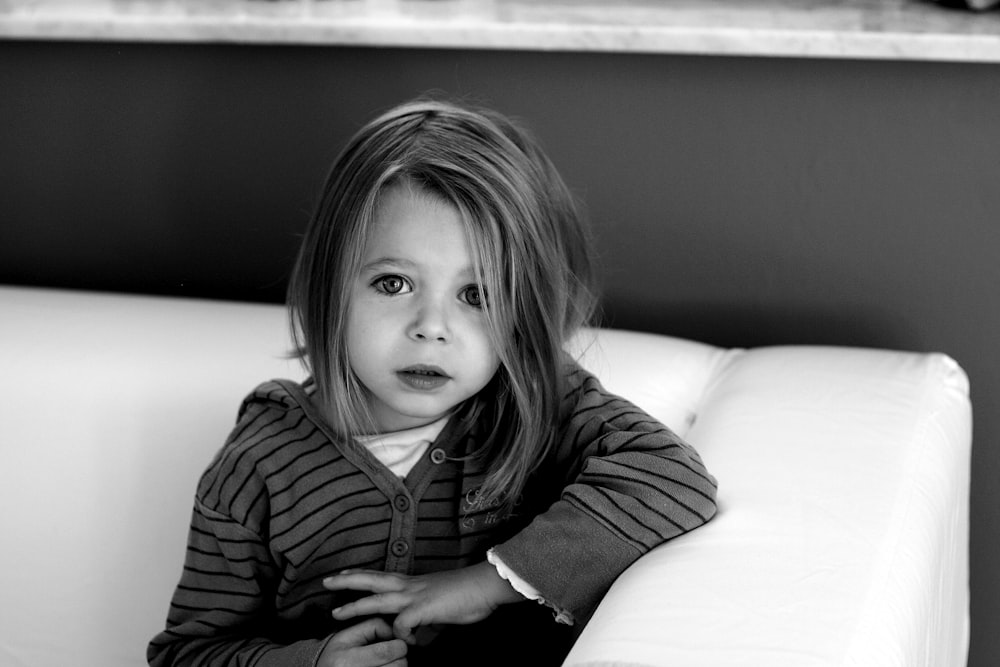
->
xmin=371 ymin=405 xmax=455 ymax=433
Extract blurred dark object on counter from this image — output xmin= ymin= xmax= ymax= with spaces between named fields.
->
xmin=947 ymin=0 xmax=1000 ymax=10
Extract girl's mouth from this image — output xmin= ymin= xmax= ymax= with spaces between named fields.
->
xmin=397 ymin=366 xmax=450 ymax=390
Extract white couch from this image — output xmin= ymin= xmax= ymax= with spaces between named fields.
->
xmin=0 ymin=286 xmax=971 ymax=667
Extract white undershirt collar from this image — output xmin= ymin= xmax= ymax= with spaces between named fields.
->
xmin=354 ymin=415 xmax=450 ymax=478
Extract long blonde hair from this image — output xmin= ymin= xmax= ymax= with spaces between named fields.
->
xmin=287 ymin=96 xmax=598 ymax=512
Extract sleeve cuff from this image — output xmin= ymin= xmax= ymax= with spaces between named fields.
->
xmin=487 ymin=548 xmax=575 ymax=625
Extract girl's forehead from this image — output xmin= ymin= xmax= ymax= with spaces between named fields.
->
xmin=362 ymin=184 xmax=478 ymax=274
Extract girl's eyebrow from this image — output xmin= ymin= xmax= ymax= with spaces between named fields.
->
xmin=360 ymin=257 xmax=414 ymax=272
xmin=361 ymin=256 xmax=477 ymax=279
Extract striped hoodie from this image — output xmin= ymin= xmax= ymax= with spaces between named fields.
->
xmin=148 ymin=361 xmax=718 ymax=666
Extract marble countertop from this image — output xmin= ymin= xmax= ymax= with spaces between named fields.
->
xmin=2 ymin=0 xmax=1000 ymax=62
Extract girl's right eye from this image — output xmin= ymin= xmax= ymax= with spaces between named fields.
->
xmin=372 ymin=275 xmax=411 ymax=296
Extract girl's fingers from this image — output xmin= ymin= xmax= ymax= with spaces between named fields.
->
xmin=391 ymin=607 xmax=429 ymax=645
xmin=391 ymin=616 xmax=416 ymax=646
xmin=327 ymin=620 xmax=408 ymax=667
xmin=352 ymin=639 xmax=408 ymax=667
xmin=332 ymin=592 xmax=409 ymax=620
xmin=330 ymin=618 xmax=394 ymax=646
xmin=324 ymin=571 xmax=406 ymax=594
xmin=366 ymin=649 xmax=408 ymax=667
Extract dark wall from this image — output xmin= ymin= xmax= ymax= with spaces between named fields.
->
xmin=3 ymin=40 xmax=998 ymax=664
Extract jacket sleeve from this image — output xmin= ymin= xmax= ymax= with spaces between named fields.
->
xmin=147 ymin=393 xmax=332 ymax=667
xmin=147 ymin=499 xmax=331 ymax=667
xmin=489 ymin=362 xmax=718 ymax=623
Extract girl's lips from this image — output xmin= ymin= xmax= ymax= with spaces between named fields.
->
xmin=396 ymin=366 xmax=451 ymax=390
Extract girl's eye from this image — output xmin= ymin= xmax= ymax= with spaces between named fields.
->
xmin=461 ymin=285 xmax=485 ymax=308
xmin=373 ymin=275 xmax=411 ymax=296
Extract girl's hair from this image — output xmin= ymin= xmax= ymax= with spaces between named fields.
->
xmin=287 ymin=96 xmax=598 ymax=512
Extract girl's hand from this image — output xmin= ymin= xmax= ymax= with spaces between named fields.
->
xmin=323 ymin=562 xmax=523 ymax=644
xmin=317 ymin=618 xmax=408 ymax=667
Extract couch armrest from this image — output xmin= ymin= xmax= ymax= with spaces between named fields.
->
xmin=565 ymin=340 xmax=971 ymax=667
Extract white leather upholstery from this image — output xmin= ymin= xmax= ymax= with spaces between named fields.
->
xmin=563 ymin=345 xmax=971 ymax=667
xmin=0 ymin=287 xmax=971 ymax=667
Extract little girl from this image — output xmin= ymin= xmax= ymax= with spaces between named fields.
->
xmin=148 ymin=97 xmax=717 ymax=667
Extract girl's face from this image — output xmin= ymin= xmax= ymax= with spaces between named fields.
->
xmin=346 ymin=183 xmax=501 ymax=433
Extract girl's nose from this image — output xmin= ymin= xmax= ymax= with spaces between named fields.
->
xmin=407 ymin=300 xmax=450 ymax=342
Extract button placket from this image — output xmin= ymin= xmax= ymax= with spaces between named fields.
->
xmin=385 ymin=486 xmax=415 ymax=571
